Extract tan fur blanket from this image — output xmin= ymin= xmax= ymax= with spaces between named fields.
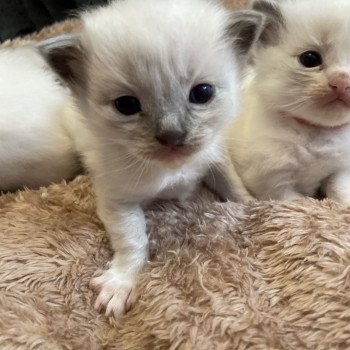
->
xmin=1 ymin=176 xmax=350 ymax=349
xmin=1 ymin=1 xmax=350 ymax=349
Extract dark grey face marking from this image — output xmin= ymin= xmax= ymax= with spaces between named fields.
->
xmin=226 ymin=10 xmax=265 ymax=59
xmin=155 ymin=129 xmax=187 ymax=147
xmin=252 ymin=0 xmax=285 ymax=46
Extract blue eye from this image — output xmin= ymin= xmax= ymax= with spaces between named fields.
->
xmin=298 ymin=51 xmax=323 ymax=68
xmin=189 ymin=84 xmax=214 ymax=104
xmin=114 ymin=96 xmax=141 ymax=115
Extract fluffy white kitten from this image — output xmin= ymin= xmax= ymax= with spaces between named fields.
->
xmin=36 ymin=0 xmax=264 ymax=317
xmin=0 ymin=48 xmax=80 ymax=191
xmin=228 ymin=0 xmax=350 ymax=202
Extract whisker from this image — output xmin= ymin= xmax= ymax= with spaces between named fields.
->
xmin=132 ymin=157 xmax=150 ymax=191
xmin=206 ymin=161 xmax=216 ymax=188
xmin=94 ymin=154 xmax=142 ymax=179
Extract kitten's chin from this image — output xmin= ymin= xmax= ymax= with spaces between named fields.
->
xmin=309 ymin=107 xmax=350 ymax=128
xmin=281 ymin=109 xmax=350 ymax=129
xmin=156 ymin=158 xmax=188 ymax=170
xmin=306 ymin=96 xmax=350 ymax=127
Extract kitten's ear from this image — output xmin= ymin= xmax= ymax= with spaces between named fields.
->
xmin=37 ymin=34 xmax=85 ymax=93
xmin=250 ymin=0 xmax=285 ymax=46
xmin=226 ymin=10 xmax=265 ymax=60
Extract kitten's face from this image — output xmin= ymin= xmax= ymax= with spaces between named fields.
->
xmin=253 ymin=0 xmax=350 ymax=127
xmin=83 ymin=29 xmax=237 ymax=168
xmin=39 ymin=0 xmax=264 ymax=169
xmin=80 ymin=0 xmax=243 ymax=168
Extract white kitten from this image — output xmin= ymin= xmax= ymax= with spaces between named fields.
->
xmin=37 ymin=0 xmax=264 ymax=316
xmin=227 ymin=0 xmax=350 ymax=203
xmin=0 ymin=47 xmax=80 ymax=191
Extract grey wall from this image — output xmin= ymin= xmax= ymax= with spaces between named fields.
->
xmin=0 ymin=0 xmax=108 ymax=42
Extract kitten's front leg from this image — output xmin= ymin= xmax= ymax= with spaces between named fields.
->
xmin=91 ymin=201 xmax=148 ymax=317
xmin=324 ymin=170 xmax=350 ymax=205
xmin=203 ymin=158 xmax=253 ymax=203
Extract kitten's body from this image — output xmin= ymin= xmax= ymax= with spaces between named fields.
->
xmin=35 ymin=0 xmax=263 ymax=316
xmin=228 ymin=0 xmax=350 ymax=202
xmin=0 ymin=48 xmax=80 ymax=191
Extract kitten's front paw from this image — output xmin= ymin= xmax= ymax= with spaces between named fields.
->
xmin=90 ymin=268 xmax=137 ymax=317
xmin=324 ymin=172 xmax=350 ymax=206
xmin=279 ymin=189 xmax=304 ymax=201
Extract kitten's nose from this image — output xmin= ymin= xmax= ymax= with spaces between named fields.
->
xmin=328 ymin=73 xmax=350 ymax=94
xmin=155 ymin=130 xmax=187 ymax=147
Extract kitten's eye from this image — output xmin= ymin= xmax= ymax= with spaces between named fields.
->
xmin=189 ymin=84 xmax=214 ymax=104
xmin=114 ymin=96 xmax=141 ymax=115
xmin=298 ymin=51 xmax=323 ymax=68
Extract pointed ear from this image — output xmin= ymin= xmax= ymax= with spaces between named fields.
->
xmin=251 ymin=0 xmax=285 ymax=46
xmin=226 ymin=10 xmax=265 ymax=60
xmin=37 ymin=34 xmax=86 ymax=94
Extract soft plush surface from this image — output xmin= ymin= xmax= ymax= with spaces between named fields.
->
xmin=1 ymin=176 xmax=350 ymax=349
xmin=1 ymin=1 xmax=350 ymax=349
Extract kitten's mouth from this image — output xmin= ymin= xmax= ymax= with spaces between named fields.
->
xmin=322 ymin=95 xmax=350 ymax=109
xmin=153 ymin=145 xmax=197 ymax=164
xmin=280 ymin=111 xmax=350 ymax=130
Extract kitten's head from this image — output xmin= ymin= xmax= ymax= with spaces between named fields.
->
xmin=39 ymin=0 xmax=264 ymax=168
xmin=251 ymin=0 xmax=350 ymax=127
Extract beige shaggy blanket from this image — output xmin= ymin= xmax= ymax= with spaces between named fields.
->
xmin=1 ymin=1 xmax=350 ymax=349
xmin=1 ymin=176 xmax=350 ymax=350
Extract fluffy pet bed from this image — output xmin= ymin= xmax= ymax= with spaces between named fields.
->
xmin=1 ymin=1 xmax=350 ymax=349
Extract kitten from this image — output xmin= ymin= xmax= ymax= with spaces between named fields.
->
xmin=227 ymin=0 xmax=350 ymax=203
xmin=0 ymin=47 xmax=80 ymax=191
xmin=39 ymin=0 xmax=264 ymax=317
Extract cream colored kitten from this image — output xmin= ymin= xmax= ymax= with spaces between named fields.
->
xmin=37 ymin=0 xmax=264 ymax=317
xmin=228 ymin=0 xmax=350 ymax=203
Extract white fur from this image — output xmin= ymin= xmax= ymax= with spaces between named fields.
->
xmin=58 ymin=0 xmax=254 ymax=316
xmin=0 ymin=0 xmax=260 ymax=317
xmin=0 ymin=48 xmax=80 ymax=191
xmin=227 ymin=0 xmax=350 ymax=202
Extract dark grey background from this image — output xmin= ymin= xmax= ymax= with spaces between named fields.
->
xmin=0 ymin=0 xmax=108 ymax=42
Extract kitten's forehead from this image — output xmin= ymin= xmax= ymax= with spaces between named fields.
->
xmin=81 ymin=0 xmax=234 ymax=97
xmin=82 ymin=0 xmax=229 ymax=46
xmin=279 ymin=0 xmax=350 ymax=51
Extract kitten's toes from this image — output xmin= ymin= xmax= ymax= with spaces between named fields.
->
xmin=125 ymin=288 xmax=138 ymax=312
xmin=90 ymin=268 xmax=136 ymax=317
xmin=279 ymin=189 xmax=304 ymax=201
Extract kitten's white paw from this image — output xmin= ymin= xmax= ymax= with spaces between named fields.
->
xmin=90 ymin=268 xmax=137 ymax=317
xmin=279 ymin=189 xmax=304 ymax=201
xmin=325 ymin=172 xmax=350 ymax=206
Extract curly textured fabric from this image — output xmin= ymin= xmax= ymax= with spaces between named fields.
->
xmin=0 ymin=176 xmax=349 ymax=349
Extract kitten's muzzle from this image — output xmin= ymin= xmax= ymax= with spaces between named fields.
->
xmin=155 ymin=130 xmax=187 ymax=147
xmin=328 ymin=73 xmax=350 ymax=95
xmin=322 ymin=72 xmax=350 ymax=108
xmin=153 ymin=129 xmax=199 ymax=165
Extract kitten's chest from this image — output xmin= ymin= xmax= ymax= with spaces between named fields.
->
xmin=136 ymin=165 xmax=204 ymax=207
xmin=256 ymin=128 xmax=350 ymax=184
xmin=297 ymin=131 xmax=349 ymax=165
xmin=253 ymin=128 xmax=348 ymax=171
xmin=292 ymin=131 xmax=350 ymax=188
xmin=102 ymin=159 xmax=205 ymax=202
xmin=156 ymin=168 xmax=200 ymax=201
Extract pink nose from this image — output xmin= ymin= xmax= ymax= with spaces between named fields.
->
xmin=328 ymin=73 xmax=350 ymax=94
